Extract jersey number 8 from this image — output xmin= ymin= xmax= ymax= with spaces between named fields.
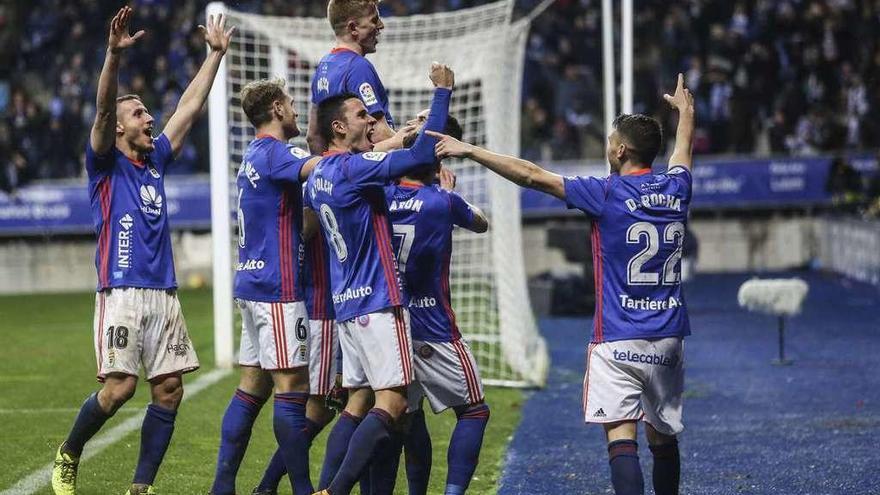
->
xmin=319 ymin=204 xmax=348 ymax=262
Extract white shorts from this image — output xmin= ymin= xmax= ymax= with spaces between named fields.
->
xmin=339 ymin=306 xmax=414 ymax=390
xmin=93 ymin=288 xmax=199 ymax=381
xmin=309 ymin=319 xmax=339 ymax=395
xmin=408 ymin=338 xmax=485 ymax=414
xmin=583 ymin=337 xmax=684 ymax=435
xmin=237 ymin=299 xmax=309 ymax=371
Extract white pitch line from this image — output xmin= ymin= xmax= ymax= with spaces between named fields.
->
xmin=1 ymin=368 xmax=231 ymax=495
xmin=0 ymin=407 xmax=141 ymax=414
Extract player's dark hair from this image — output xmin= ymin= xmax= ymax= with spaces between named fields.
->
xmin=316 ymin=93 xmax=360 ymax=145
xmin=328 ymin=0 xmax=380 ymax=36
xmin=240 ymin=78 xmax=287 ymax=128
xmin=404 ymin=114 xmax=463 ymax=183
xmin=402 ymin=114 xmax=463 ymax=148
xmin=613 ymin=113 xmax=662 ymax=166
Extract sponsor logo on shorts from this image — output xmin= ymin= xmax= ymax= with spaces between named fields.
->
xmin=333 ymin=285 xmax=373 ymax=305
xmin=167 ymin=336 xmax=191 ymax=357
xmin=612 ymin=349 xmax=679 ymax=367
xmin=618 ymin=294 xmax=682 ymax=311
xmin=236 ymin=259 xmax=266 ymax=271
xmin=593 ymin=408 xmax=606 ymax=418
xmin=107 ymin=349 xmax=116 ymax=366
xmin=356 ymin=314 xmax=370 ymax=327
xmin=418 ymin=344 xmax=434 ymax=359
xmin=298 ymin=344 xmax=307 ymax=361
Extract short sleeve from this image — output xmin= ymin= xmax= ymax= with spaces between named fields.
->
xmin=346 ymin=59 xmax=386 ymax=118
xmin=344 ymin=151 xmax=391 ymax=189
xmin=269 ymin=144 xmax=314 ymax=184
xmin=563 ymin=175 xmax=609 ymax=217
xmin=151 ymin=134 xmax=174 ymax=172
xmin=84 ymin=141 xmax=115 ymax=178
xmin=664 ymin=166 xmax=693 ymax=202
xmin=447 ymin=191 xmax=475 ymax=228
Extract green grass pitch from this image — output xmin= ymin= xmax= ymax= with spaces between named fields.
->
xmin=0 ymin=289 xmax=523 ymax=494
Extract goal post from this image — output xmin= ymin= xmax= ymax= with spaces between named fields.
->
xmin=207 ymin=0 xmax=548 ymax=387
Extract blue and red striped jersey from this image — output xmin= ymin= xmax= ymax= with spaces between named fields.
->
xmin=385 ymin=181 xmax=476 ymax=342
xmin=303 ymin=203 xmax=335 ymax=320
xmin=305 ymin=150 xmax=407 ymax=321
xmin=86 ymin=134 xmax=177 ymax=291
xmin=564 ymin=166 xmax=693 ymax=343
xmin=233 ymin=135 xmax=314 ymax=302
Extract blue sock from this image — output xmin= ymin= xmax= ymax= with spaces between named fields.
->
xmin=649 ymin=440 xmax=680 ymax=495
xmin=210 ymin=389 xmax=267 ymax=495
xmin=369 ymin=427 xmax=404 ymax=495
xmin=318 ymin=411 xmax=362 ymax=489
xmin=64 ymin=392 xmax=112 ymax=457
xmin=328 ymin=408 xmax=393 ymax=495
xmin=608 ymin=439 xmax=644 ymax=495
xmin=445 ymin=404 xmax=490 ymax=495
xmin=404 ymin=409 xmax=432 ymax=495
xmin=257 ymin=418 xmax=324 ymax=492
xmin=133 ymin=404 xmax=177 ymax=485
xmin=273 ymin=392 xmax=313 ymax=495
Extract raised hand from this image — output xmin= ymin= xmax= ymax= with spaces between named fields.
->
xmin=108 ymin=6 xmax=145 ymax=53
xmin=429 ymin=62 xmax=455 ymax=90
xmin=439 ymin=166 xmax=457 ymax=191
xmin=199 ymin=13 xmax=235 ymax=55
xmin=427 ymin=130 xmax=474 ymax=159
xmin=663 ymin=73 xmax=694 ymax=114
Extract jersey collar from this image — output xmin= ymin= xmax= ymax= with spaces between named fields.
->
xmin=621 ymin=167 xmax=651 ymax=176
xmin=331 ymin=46 xmax=357 ymax=55
xmin=255 ymin=133 xmax=278 ymax=141
xmin=322 ymin=149 xmax=346 ymax=157
xmin=399 ymin=180 xmax=425 ymax=188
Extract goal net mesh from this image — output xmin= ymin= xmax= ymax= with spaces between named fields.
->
xmin=215 ymin=0 xmax=547 ymax=387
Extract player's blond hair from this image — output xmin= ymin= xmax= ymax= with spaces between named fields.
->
xmin=240 ymin=78 xmax=287 ymax=128
xmin=327 ymin=0 xmax=380 ymax=36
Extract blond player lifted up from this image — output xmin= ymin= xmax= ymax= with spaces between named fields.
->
xmin=430 ymin=75 xmax=696 ymax=495
xmin=52 ymin=7 xmax=233 ymax=495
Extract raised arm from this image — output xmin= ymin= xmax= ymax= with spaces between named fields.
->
xmin=439 ymin=167 xmax=488 ymax=233
xmin=663 ymin=73 xmax=695 ymax=170
xmin=162 ymin=13 xmax=234 ymax=157
xmin=431 ymin=132 xmax=566 ymax=200
xmin=90 ymin=7 xmax=144 ymax=155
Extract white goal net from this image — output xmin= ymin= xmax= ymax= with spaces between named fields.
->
xmin=208 ymin=0 xmax=547 ymax=387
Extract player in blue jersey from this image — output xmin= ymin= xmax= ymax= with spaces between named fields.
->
xmin=52 ymin=7 xmax=234 ymax=495
xmin=380 ymin=113 xmax=492 ymax=495
xmin=308 ymin=0 xmax=401 ymax=154
xmin=308 ymin=62 xmax=455 ymax=495
xmin=209 ymin=78 xmax=329 ymax=495
xmin=432 ymin=75 xmax=696 ymax=495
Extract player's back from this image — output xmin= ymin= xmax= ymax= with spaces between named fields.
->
xmin=86 ymin=134 xmax=176 ymax=291
xmin=565 ymin=167 xmax=693 ymax=343
xmin=234 ymin=136 xmax=311 ymax=303
xmin=385 ymin=181 xmax=474 ymax=342
xmin=306 ymin=151 xmax=404 ymax=321
xmin=311 ymin=48 xmax=394 ymax=127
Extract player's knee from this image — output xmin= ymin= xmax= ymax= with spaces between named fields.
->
xmin=238 ymin=366 xmax=272 ymax=399
xmin=151 ymin=375 xmax=184 ymax=410
xmin=100 ymin=381 xmax=137 ymax=412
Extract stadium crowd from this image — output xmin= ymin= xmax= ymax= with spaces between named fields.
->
xmin=1 ymin=0 xmax=879 ymax=194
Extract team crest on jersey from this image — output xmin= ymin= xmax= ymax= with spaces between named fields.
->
xmin=148 ymin=164 xmax=160 ymax=179
xmin=362 ymin=151 xmax=387 ymax=162
xmin=317 ymin=76 xmax=330 ymax=93
xmin=139 ymin=185 xmax=163 ymax=215
xmin=356 ymin=314 xmax=370 ymax=327
xmin=289 ymin=146 xmax=310 ymax=160
xmin=359 ymin=82 xmax=378 ymax=106
xmin=241 ymin=161 xmax=261 ymax=188
xmin=418 ymin=344 xmax=434 ymax=359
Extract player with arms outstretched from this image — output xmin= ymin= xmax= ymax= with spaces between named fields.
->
xmin=432 ymin=75 xmax=695 ymax=495
xmin=307 ymin=63 xmax=455 ymax=495
xmin=209 ymin=78 xmax=328 ymax=495
xmin=381 ymin=112 xmax=491 ymax=495
xmin=52 ymin=7 xmax=233 ymax=495
xmin=308 ymin=0 xmax=407 ymax=154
